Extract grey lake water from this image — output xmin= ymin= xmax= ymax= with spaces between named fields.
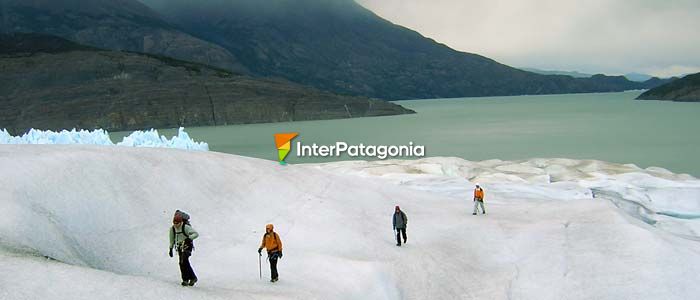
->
xmin=113 ymin=91 xmax=700 ymax=177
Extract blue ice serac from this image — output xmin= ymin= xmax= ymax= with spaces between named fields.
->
xmin=0 ymin=127 xmax=208 ymax=151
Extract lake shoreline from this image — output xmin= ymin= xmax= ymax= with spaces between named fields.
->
xmin=110 ymin=91 xmax=699 ymax=177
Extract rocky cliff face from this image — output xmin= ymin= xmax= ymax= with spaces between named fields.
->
xmin=636 ymin=73 xmax=700 ymax=102
xmin=0 ymin=0 xmax=247 ymax=73
xmin=0 ymin=34 xmax=414 ymax=134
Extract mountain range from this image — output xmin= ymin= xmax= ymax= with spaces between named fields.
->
xmin=521 ymin=68 xmax=674 ymax=83
xmin=1 ymin=0 xmax=674 ymax=101
xmin=0 ymin=33 xmax=413 ymax=134
xmin=520 ymin=68 xmax=593 ymax=78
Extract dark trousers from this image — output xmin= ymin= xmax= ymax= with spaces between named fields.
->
xmin=268 ymin=252 xmax=279 ymax=280
xmin=396 ymin=228 xmax=407 ymax=245
xmin=178 ymin=250 xmax=197 ymax=282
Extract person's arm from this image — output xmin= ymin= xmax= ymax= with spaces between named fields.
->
xmin=169 ymin=227 xmax=175 ymax=248
xmin=392 ymin=214 xmax=396 ymax=229
xmin=168 ymin=227 xmax=175 ymax=257
xmin=259 ymin=234 xmax=266 ymax=250
xmin=184 ymin=225 xmax=199 ymax=240
xmin=403 ymin=212 xmax=408 ymax=226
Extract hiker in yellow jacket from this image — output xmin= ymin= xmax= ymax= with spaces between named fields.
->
xmin=258 ymin=224 xmax=283 ymax=282
xmin=473 ymin=183 xmax=486 ymax=215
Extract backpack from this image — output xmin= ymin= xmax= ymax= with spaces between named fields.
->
xmin=176 ymin=209 xmax=191 ymax=225
xmin=262 ymin=232 xmax=281 ymax=253
xmin=173 ymin=210 xmax=194 ymax=253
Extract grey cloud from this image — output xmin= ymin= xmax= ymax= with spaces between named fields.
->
xmin=356 ymin=0 xmax=700 ymax=77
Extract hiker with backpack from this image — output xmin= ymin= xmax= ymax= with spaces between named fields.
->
xmin=473 ymin=183 xmax=486 ymax=215
xmin=393 ymin=206 xmax=408 ymax=246
xmin=258 ymin=224 xmax=283 ymax=282
xmin=169 ymin=210 xmax=199 ymax=286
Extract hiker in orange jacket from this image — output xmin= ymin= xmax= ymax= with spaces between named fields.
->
xmin=258 ymin=224 xmax=283 ymax=282
xmin=473 ymin=183 xmax=486 ymax=215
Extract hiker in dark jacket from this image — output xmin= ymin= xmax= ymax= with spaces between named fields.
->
xmin=258 ymin=224 xmax=283 ymax=282
xmin=169 ymin=211 xmax=199 ymax=286
xmin=393 ymin=206 xmax=408 ymax=246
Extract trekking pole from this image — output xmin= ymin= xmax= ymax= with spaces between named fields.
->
xmin=258 ymin=253 xmax=262 ymax=279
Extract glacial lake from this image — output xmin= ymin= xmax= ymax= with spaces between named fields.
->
xmin=114 ymin=91 xmax=700 ymax=177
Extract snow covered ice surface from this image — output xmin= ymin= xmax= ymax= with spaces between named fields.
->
xmin=1 ymin=147 xmax=700 ymax=300
xmin=312 ymin=157 xmax=700 ymax=241
xmin=0 ymin=127 xmax=208 ymax=151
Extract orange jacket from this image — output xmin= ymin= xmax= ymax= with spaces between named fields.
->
xmin=260 ymin=224 xmax=283 ymax=253
xmin=474 ymin=188 xmax=484 ymax=200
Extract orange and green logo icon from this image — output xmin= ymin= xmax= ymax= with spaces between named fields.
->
xmin=274 ymin=133 xmax=299 ymax=165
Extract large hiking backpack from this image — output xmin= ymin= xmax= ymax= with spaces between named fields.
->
xmin=173 ymin=210 xmax=194 ymax=253
xmin=175 ymin=209 xmax=191 ymax=225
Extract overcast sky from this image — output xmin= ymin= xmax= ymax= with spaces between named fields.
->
xmin=357 ymin=0 xmax=700 ymax=77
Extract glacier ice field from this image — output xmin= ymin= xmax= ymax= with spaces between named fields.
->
xmin=0 ymin=127 xmax=208 ymax=151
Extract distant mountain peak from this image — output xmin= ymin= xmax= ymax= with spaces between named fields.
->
xmin=624 ymin=72 xmax=654 ymax=82
xmin=520 ymin=68 xmax=593 ymax=78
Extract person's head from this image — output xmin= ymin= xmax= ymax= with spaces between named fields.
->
xmin=266 ymin=223 xmax=274 ymax=233
xmin=395 ymin=205 xmax=400 ymax=212
xmin=475 ymin=183 xmax=480 ymax=189
xmin=173 ymin=213 xmax=183 ymax=226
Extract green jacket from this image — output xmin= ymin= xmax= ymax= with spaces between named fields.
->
xmin=169 ymin=224 xmax=199 ymax=250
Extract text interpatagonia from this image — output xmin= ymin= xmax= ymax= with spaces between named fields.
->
xmin=296 ymin=141 xmax=425 ymax=159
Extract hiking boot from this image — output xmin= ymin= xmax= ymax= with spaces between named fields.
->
xmin=272 ymin=277 xmax=279 ymax=282
xmin=472 ymin=213 xmax=477 ymax=215
xmin=188 ymin=278 xmax=198 ymax=286
xmin=482 ymin=211 xmax=486 ymax=214
xmin=396 ymin=243 xmax=401 ymax=246
xmin=181 ymin=281 xmax=188 ymax=286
